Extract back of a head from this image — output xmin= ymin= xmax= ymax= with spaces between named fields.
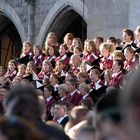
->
xmin=122 ymin=66 xmax=140 ymax=108
xmin=69 ymin=106 xmax=89 ymax=125
xmin=76 ymin=127 xmax=96 ymax=140
xmin=122 ymin=65 xmax=140 ymax=116
xmin=5 ymin=85 xmax=41 ymax=121
xmin=121 ymin=66 xmax=140 ymax=140
xmin=96 ymin=87 xmax=122 ymax=124
xmin=0 ymin=116 xmax=45 ymax=140
xmin=5 ymin=86 xmax=70 ymax=140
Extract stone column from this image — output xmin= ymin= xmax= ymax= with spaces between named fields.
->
xmin=25 ymin=0 xmax=35 ymax=43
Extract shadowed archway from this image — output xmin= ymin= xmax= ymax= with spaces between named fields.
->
xmin=0 ymin=12 xmax=22 ymax=68
xmin=45 ymin=6 xmax=87 ymax=44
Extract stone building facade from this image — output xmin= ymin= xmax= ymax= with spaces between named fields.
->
xmin=0 ymin=0 xmax=140 ymax=66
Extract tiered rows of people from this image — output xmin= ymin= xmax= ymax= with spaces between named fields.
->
xmin=1 ymin=26 xmax=140 ymax=128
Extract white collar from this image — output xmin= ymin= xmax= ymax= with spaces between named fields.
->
xmin=83 ymin=94 xmax=89 ymax=100
xmin=132 ymin=56 xmax=136 ymax=62
xmin=60 ymin=54 xmax=67 ymax=60
xmin=54 ymin=84 xmax=59 ymax=91
xmin=112 ymin=71 xmax=122 ymax=77
xmin=94 ymin=79 xmax=102 ymax=90
xmin=90 ymin=53 xmax=98 ymax=59
xmin=48 ymin=55 xmax=56 ymax=61
xmin=61 ymin=96 xmax=67 ymax=101
xmin=57 ymin=115 xmax=68 ymax=124
xmin=107 ymin=55 xmax=113 ymax=60
xmin=70 ymin=89 xmax=78 ymax=96
xmin=46 ymin=96 xmax=53 ymax=102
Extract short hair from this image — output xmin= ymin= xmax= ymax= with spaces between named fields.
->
xmin=67 ymin=78 xmax=77 ymax=86
xmin=44 ymin=84 xmax=54 ymax=93
xmin=77 ymin=72 xmax=89 ymax=79
xmin=79 ymin=82 xmax=91 ymax=92
xmin=54 ymin=101 xmax=69 ymax=113
xmin=123 ymin=28 xmax=135 ymax=41
xmin=107 ymin=36 xmax=116 ymax=44
xmin=90 ymin=68 xmax=101 ymax=76
xmin=95 ymin=37 xmax=104 ymax=43
xmin=69 ymin=106 xmax=89 ymax=125
xmin=57 ymin=84 xmax=68 ymax=94
xmin=81 ymin=98 xmax=93 ymax=110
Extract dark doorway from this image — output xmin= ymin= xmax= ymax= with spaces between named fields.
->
xmin=0 ymin=12 xmax=22 ymax=68
xmin=44 ymin=6 xmax=87 ymax=44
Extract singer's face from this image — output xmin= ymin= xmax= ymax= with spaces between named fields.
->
xmin=33 ymin=48 xmax=40 ymax=56
xmin=72 ymin=39 xmax=79 ymax=47
xmin=112 ymin=61 xmax=120 ymax=73
xmin=123 ymin=32 xmax=131 ymax=42
xmin=135 ymin=32 xmax=140 ymax=41
xmin=124 ymin=49 xmax=133 ymax=60
xmin=48 ymin=46 xmax=55 ymax=56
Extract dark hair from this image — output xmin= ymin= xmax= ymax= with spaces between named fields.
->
xmin=107 ymin=36 xmax=116 ymax=44
xmin=81 ymin=98 xmax=94 ymax=110
xmin=54 ymin=101 xmax=69 ymax=113
xmin=5 ymin=85 xmax=41 ymax=121
xmin=123 ymin=28 xmax=135 ymax=41
xmin=114 ymin=59 xmax=124 ymax=70
xmin=0 ymin=116 xmax=45 ymax=140
xmin=95 ymin=37 xmax=104 ymax=43
xmin=33 ymin=44 xmax=42 ymax=54
xmin=44 ymin=84 xmax=54 ymax=93
xmin=96 ymin=87 xmax=122 ymax=124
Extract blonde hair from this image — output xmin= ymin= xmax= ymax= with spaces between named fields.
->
xmin=42 ymin=60 xmax=53 ymax=72
xmin=100 ymin=42 xmax=115 ymax=54
xmin=45 ymin=32 xmax=57 ymax=47
xmin=113 ymin=50 xmax=125 ymax=61
xmin=87 ymin=40 xmax=96 ymax=52
xmin=26 ymin=61 xmax=37 ymax=74
xmin=64 ymin=33 xmax=74 ymax=43
xmin=69 ymin=54 xmax=81 ymax=65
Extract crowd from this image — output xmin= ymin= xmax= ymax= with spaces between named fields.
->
xmin=0 ymin=25 xmax=140 ymax=139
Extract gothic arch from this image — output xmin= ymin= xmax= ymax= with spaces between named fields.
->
xmin=0 ymin=0 xmax=26 ymax=42
xmin=38 ymin=0 xmax=88 ymax=46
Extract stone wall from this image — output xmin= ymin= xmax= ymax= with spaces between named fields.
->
xmin=3 ymin=0 xmax=139 ymax=44
xmin=86 ymin=0 xmax=129 ymax=40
